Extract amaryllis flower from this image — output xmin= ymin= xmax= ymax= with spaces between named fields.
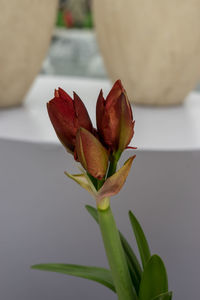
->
xmin=47 ymin=81 xmax=136 ymax=208
xmin=47 ymin=88 xmax=93 ymax=153
xmin=75 ymin=128 xmax=108 ymax=180
xmin=96 ymin=80 xmax=135 ymax=156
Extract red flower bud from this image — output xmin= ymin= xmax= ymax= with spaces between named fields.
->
xmin=96 ymin=80 xmax=134 ymax=155
xmin=75 ymin=128 xmax=108 ymax=180
xmin=47 ymin=88 xmax=93 ymax=153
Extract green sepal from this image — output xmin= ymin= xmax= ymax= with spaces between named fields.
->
xmin=85 ymin=205 xmax=142 ymax=294
xmin=152 ymin=291 xmax=173 ymax=300
xmin=139 ymin=255 xmax=168 ymax=300
xmin=31 ymin=263 xmax=115 ymax=292
xmin=129 ymin=210 xmax=151 ymax=269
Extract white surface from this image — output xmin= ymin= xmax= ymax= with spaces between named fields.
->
xmin=0 ymin=75 xmax=200 ymax=150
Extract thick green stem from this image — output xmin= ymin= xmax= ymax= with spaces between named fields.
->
xmin=98 ymin=205 xmax=137 ymax=300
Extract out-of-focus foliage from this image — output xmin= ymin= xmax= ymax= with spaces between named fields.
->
xmin=56 ymin=0 xmax=93 ymax=28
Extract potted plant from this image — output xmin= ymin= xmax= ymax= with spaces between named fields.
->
xmin=32 ymin=80 xmax=172 ymax=300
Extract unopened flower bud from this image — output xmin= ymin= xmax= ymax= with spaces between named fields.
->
xmin=96 ymin=80 xmax=134 ymax=156
xmin=75 ymin=128 xmax=109 ymax=180
xmin=47 ymin=88 xmax=93 ymax=153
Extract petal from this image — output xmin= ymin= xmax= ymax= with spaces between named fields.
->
xmin=98 ymin=91 xmax=121 ymax=150
xmin=96 ymin=89 xmax=105 ymax=136
xmin=55 ymin=88 xmax=76 ymax=130
xmin=73 ymin=92 xmax=93 ymax=132
xmin=76 ymin=128 xmax=109 ymax=179
xmin=65 ymin=172 xmax=97 ymax=197
xmin=97 ymin=155 xmax=136 ymax=204
xmin=75 ymin=129 xmax=88 ymax=169
xmin=118 ymin=93 xmax=134 ymax=151
xmin=106 ymin=79 xmax=124 ymax=109
xmin=47 ymin=97 xmax=76 ymax=152
xmin=58 ymin=87 xmax=73 ymax=103
xmin=102 ymin=98 xmax=120 ymax=149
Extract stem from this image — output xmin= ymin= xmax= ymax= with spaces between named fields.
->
xmin=107 ymin=156 xmax=118 ymax=178
xmin=98 ymin=205 xmax=137 ymax=300
xmin=97 ymin=178 xmax=104 ymax=191
xmin=107 ymin=150 xmax=122 ymax=179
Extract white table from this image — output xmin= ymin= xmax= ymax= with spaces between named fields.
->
xmin=0 ymin=75 xmax=199 ymax=300
xmin=1 ymin=75 xmax=200 ymax=151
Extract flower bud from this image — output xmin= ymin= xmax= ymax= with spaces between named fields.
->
xmin=96 ymin=80 xmax=134 ymax=156
xmin=75 ymin=128 xmax=108 ymax=180
xmin=47 ymin=88 xmax=93 ymax=153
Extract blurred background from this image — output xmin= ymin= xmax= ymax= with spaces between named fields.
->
xmin=41 ymin=0 xmax=200 ymax=94
xmin=1 ymin=0 xmax=200 ymax=107
xmin=41 ymin=0 xmax=108 ymax=79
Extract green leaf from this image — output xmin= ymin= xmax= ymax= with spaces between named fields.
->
xmin=129 ymin=210 xmax=151 ymax=269
xmin=119 ymin=233 xmax=142 ymax=294
xmin=85 ymin=205 xmax=142 ymax=294
xmin=139 ymin=255 xmax=168 ymax=300
xmin=152 ymin=291 xmax=172 ymax=300
xmin=31 ymin=263 xmax=115 ymax=292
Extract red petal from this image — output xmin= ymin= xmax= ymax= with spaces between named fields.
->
xmin=102 ymin=98 xmax=120 ymax=150
xmin=118 ymin=93 xmax=134 ymax=151
xmin=47 ymin=94 xmax=76 ymax=151
xmin=58 ymin=87 xmax=73 ymax=103
xmin=73 ymin=92 xmax=93 ymax=132
xmin=54 ymin=89 xmax=59 ymax=98
xmin=96 ymin=89 xmax=105 ymax=137
xmin=106 ymin=79 xmax=124 ymax=109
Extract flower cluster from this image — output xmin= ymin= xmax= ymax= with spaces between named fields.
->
xmin=47 ymin=80 xmax=135 ymax=209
